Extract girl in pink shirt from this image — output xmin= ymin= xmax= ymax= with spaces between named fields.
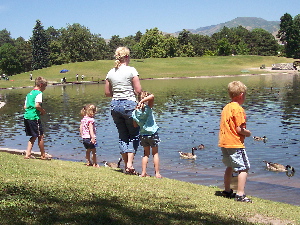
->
xmin=80 ymin=104 xmax=99 ymax=167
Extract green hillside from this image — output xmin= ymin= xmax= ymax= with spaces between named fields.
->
xmin=0 ymin=56 xmax=295 ymax=89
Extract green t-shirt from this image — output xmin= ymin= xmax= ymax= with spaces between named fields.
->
xmin=24 ymin=89 xmax=43 ymax=120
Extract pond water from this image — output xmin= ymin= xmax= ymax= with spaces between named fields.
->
xmin=0 ymin=73 xmax=300 ymax=206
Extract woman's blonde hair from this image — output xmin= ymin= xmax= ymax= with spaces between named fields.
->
xmin=81 ymin=104 xmax=97 ymax=117
xmin=228 ymin=81 xmax=247 ymax=98
xmin=114 ymin=47 xmax=130 ymax=68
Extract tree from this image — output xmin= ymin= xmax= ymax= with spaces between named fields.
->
xmin=178 ymin=29 xmax=192 ymax=46
xmin=134 ymin=31 xmax=143 ymax=42
xmin=292 ymin=14 xmax=300 ymax=59
xmin=49 ymin=40 xmax=69 ymax=65
xmin=139 ymin=28 xmax=168 ymax=58
xmin=14 ymin=37 xmax=32 ymax=72
xmin=107 ymin=35 xmax=123 ymax=59
xmin=31 ymin=20 xmax=49 ymax=70
xmin=45 ymin=26 xmax=61 ymax=42
xmin=0 ymin=29 xmax=14 ymax=47
xmin=0 ymin=43 xmax=22 ymax=75
xmin=90 ymin=34 xmax=108 ymax=60
xmin=248 ymin=28 xmax=278 ymax=56
xmin=163 ymin=35 xmax=179 ymax=57
xmin=217 ymin=38 xmax=231 ymax=56
xmin=190 ymin=34 xmax=217 ymax=56
xmin=122 ymin=35 xmax=136 ymax=50
xmin=60 ymin=23 xmax=94 ymax=62
xmin=277 ymin=13 xmax=295 ymax=57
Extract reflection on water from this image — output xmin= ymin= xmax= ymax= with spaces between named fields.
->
xmin=1 ymin=73 xmax=300 ymax=206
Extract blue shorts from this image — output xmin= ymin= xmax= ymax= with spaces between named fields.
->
xmin=83 ymin=138 xmax=96 ymax=149
xmin=140 ymin=132 xmax=160 ymax=147
xmin=24 ymin=119 xmax=44 ymax=137
xmin=221 ymin=147 xmax=250 ymax=171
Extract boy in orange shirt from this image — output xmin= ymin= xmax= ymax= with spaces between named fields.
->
xmin=218 ymin=81 xmax=252 ymax=203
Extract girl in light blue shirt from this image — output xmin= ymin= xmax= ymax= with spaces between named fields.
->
xmin=132 ymin=91 xmax=162 ymax=178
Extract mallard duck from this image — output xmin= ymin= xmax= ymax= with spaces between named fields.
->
xmin=198 ymin=144 xmax=205 ymax=150
xmin=179 ymin=147 xmax=197 ymax=159
xmin=103 ymin=158 xmax=122 ymax=169
xmin=263 ymin=160 xmax=295 ymax=173
xmin=253 ymin=136 xmax=267 ymax=141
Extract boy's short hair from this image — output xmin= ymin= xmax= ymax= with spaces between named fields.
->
xmin=35 ymin=76 xmax=48 ymax=87
xmin=228 ymin=81 xmax=247 ymax=98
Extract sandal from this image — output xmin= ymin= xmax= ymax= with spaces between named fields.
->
xmin=40 ymin=156 xmax=51 ymax=160
xmin=139 ymin=174 xmax=151 ymax=177
xmin=222 ymin=189 xmax=236 ymax=198
xmin=24 ymin=155 xmax=36 ymax=159
xmin=125 ymin=168 xmax=138 ymax=175
xmin=235 ymin=194 xmax=252 ymax=203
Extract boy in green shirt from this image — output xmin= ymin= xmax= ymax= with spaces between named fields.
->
xmin=24 ymin=76 xmax=48 ymax=159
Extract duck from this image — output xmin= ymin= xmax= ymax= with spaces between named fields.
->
xmin=198 ymin=144 xmax=205 ymax=150
xmin=179 ymin=147 xmax=197 ymax=159
xmin=103 ymin=158 xmax=122 ymax=169
xmin=253 ymin=136 xmax=267 ymax=142
xmin=263 ymin=160 xmax=295 ymax=173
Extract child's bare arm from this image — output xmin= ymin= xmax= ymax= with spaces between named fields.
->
xmin=137 ymin=94 xmax=155 ymax=108
xmin=236 ymin=125 xmax=251 ymax=137
xmin=35 ymin=102 xmax=46 ymax=115
xmin=79 ymin=123 xmax=83 ymax=137
xmin=88 ymin=122 xmax=96 ymax=144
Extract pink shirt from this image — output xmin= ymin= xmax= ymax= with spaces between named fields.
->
xmin=80 ymin=116 xmax=96 ymax=138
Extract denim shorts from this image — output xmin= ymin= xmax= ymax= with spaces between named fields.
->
xmin=221 ymin=147 xmax=250 ymax=171
xmin=82 ymin=138 xmax=96 ymax=149
xmin=110 ymin=99 xmax=139 ymax=154
xmin=140 ymin=132 xmax=160 ymax=147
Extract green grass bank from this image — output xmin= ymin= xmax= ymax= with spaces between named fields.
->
xmin=0 ymin=55 xmax=296 ymax=89
xmin=0 ymin=153 xmax=299 ymax=225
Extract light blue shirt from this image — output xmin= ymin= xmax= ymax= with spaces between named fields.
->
xmin=132 ymin=105 xmax=159 ymax=135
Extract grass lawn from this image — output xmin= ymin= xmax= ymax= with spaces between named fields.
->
xmin=1 ymin=56 xmax=299 ymax=224
xmin=0 ymin=55 xmax=296 ymax=89
xmin=0 ymin=152 xmax=299 ymax=225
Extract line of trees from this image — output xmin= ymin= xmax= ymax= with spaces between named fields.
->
xmin=0 ymin=13 xmax=299 ymax=76
xmin=277 ymin=13 xmax=300 ymax=59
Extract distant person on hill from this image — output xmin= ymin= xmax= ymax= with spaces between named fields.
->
xmin=80 ymin=104 xmax=99 ymax=167
xmin=218 ymin=81 xmax=252 ymax=203
xmin=81 ymin=74 xmax=84 ymax=81
xmin=30 ymin=73 xmax=33 ymax=80
xmin=132 ymin=91 xmax=162 ymax=178
xmin=76 ymin=74 xmax=79 ymax=81
xmin=105 ymin=46 xmax=142 ymax=175
xmin=23 ymin=76 xmax=48 ymax=159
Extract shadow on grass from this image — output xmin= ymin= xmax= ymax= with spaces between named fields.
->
xmin=0 ymin=183 xmax=255 ymax=225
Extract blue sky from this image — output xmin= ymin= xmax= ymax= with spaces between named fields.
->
xmin=1 ymin=0 xmax=299 ymax=40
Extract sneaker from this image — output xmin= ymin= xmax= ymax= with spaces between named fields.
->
xmin=222 ymin=189 xmax=236 ymax=198
xmin=235 ymin=194 xmax=252 ymax=203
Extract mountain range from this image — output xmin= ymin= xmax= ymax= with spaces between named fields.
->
xmin=174 ymin=17 xmax=280 ymax=37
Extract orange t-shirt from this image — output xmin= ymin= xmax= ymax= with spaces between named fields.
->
xmin=218 ymin=102 xmax=246 ymax=148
